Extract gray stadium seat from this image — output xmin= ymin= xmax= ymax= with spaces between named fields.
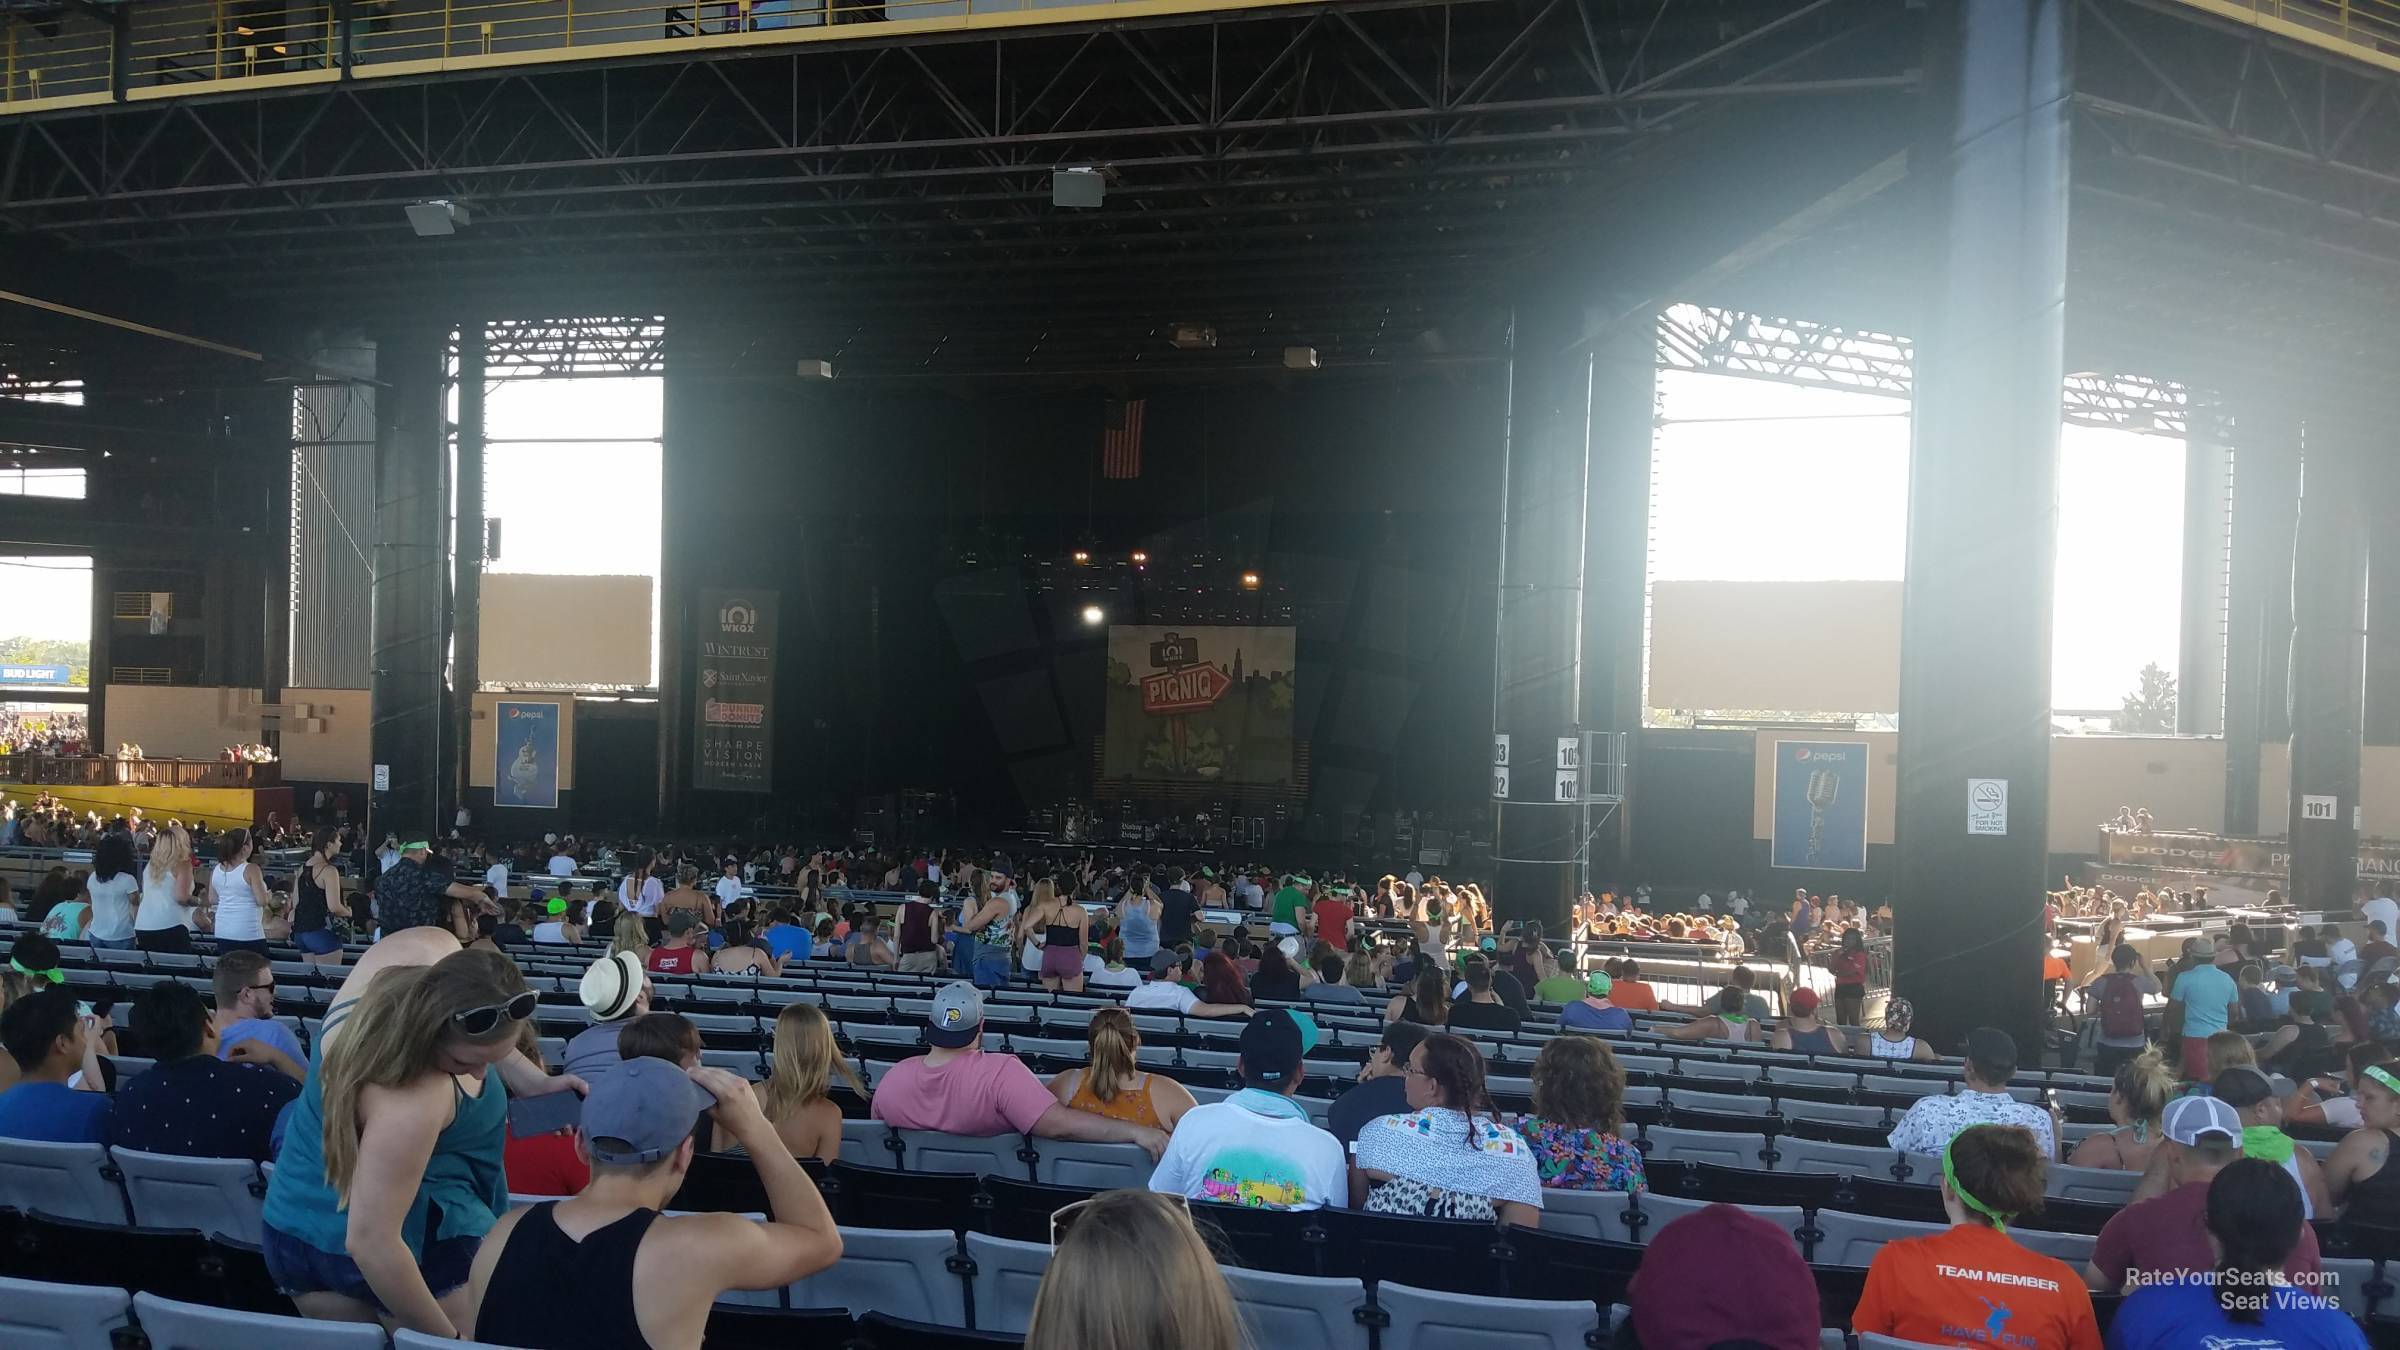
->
xmin=1029 ymin=1139 xmax=1154 ymax=1189
xmin=2320 ymin=1257 xmax=2379 ymax=1319
xmin=0 ymin=1275 xmax=131 ymax=1350
xmin=1776 ymin=1099 xmax=1890 ymax=1129
xmin=783 ymin=1227 xmax=966 ymax=1325
xmin=1776 ymin=1136 xmax=1915 ymax=1181
xmin=2043 ymin=1161 xmax=2140 ymax=1204
xmin=1375 ymin=1281 xmax=1601 ymax=1350
xmin=964 ymin=1231 xmax=1051 ymax=1333
xmin=0 ymin=1139 xmax=128 ymax=1225
xmin=1225 ymin=1268 xmax=1370 ymax=1350
xmin=130 ymin=1291 xmax=387 ymax=1348
xmin=2009 ymin=1227 xmax=2094 ymax=1266
xmin=841 ymin=1120 xmax=897 ymax=1166
xmin=393 ymin=1333 xmax=505 ymax=1349
xmin=109 ymin=1148 xmax=264 ymax=1243
xmin=1858 ymin=1335 xmax=1952 ymax=1349
xmin=1820 ymin=1331 xmax=1850 ymax=1350
xmin=1531 ymin=1186 xmax=1634 ymax=1241
xmin=1641 ymin=1126 xmax=1768 ymax=1169
xmin=1633 ymin=1193 xmax=1803 ymax=1248
xmin=896 ymin=1129 xmax=1031 ymax=1178
xmin=1807 ymin=1209 xmax=1943 ymax=1267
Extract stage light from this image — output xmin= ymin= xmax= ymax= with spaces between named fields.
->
xmin=1240 ymin=571 xmax=1261 ymax=590
xmin=1072 ymin=550 xmax=1091 ymax=565
xmin=405 ymin=199 xmax=471 ymax=237
xmin=1130 ymin=550 xmax=1149 ymax=564
xmin=1080 ymin=604 xmax=1106 ymax=627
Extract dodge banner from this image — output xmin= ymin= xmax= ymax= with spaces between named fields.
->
xmin=2100 ymin=827 xmax=2400 ymax=881
xmin=1101 ymin=625 xmax=1294 ymax=785
xmin=694 ymin=589 xmax=776 ymax=793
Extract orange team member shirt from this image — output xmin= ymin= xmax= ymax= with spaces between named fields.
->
xmin=1851 ymin=1224 xmax=2101 ymax=1350
xmin=1610 ymin=981 xmax=1658 ymax=1012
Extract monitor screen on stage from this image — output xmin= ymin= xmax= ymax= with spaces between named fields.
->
xmin=1100 ymin=625 xmax=1295 ymax=785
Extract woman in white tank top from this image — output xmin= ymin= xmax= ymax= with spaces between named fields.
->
xmin=207 ymin=827 xmax=269 ymax=948
xmin=134 ymin=824 xmax=198 ymax=952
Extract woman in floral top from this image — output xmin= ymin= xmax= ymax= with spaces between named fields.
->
xmin=1518 ymin=1035 xmax=1647 ymax=1192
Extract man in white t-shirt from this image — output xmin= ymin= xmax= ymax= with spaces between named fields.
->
xmin=547 ymin=845 xmax=576 ymax=878
xmin=715 ymin=860 xmax=746 ymax=912
xmin=484 ymin=851 xmax=510 ymax=896
xmin=1150 ymin=1008 xmax=1346 ymax=1210
xmin=1124 ymin=951 xmax=1253 ymax=1018
xmin=2362 ymin=889 xmax=2400 ymax=956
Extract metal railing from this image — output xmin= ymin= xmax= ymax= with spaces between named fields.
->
xmin=0 ymin=755 xmax=282 ymax=790
xmin=1 ymin=0 xmax=1299 ymax=110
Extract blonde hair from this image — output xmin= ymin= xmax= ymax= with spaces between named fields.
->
xmin=2206 ymin=1030 xmax=2256 ymax=1080
xmin=2113 ymin=1047 xmax=2174 ymax=1126
xmin=145 ymin=825 xmax=190 ymax=885
xmin=1084 ymin=1008 xmax=1140 ymax=1104
xmin=318 ymin=950 xmax=521 ymax=1207
xmin=1023 ymin=1190 xmax=1242 ymax=1350
xmin=612 ymin=911 xmax=651 ymax=961
xmin=759 ymin=1003 xmax=861 ymax=1123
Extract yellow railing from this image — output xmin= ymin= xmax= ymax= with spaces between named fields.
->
xmin=2171 ymin=0 xmax=2400 ymax=68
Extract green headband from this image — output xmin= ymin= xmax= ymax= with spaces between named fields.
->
xmin=2367 ymin=1065 xmax=2400 ymax=1098
xmin=401 ymin=840 xmax=431 ymax=851
xmin=1942 ymin=1138 xmax=2013 ymax=1232
xmin=8 ymin=957 xmax=62 ymax=985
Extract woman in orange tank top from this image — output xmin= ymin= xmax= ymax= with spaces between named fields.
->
xmin=1047 ymin=1008 xmax=1197 ymax=1132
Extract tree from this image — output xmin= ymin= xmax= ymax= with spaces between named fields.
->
xmin=2112 ymin=663 xmax=2177 ymax=734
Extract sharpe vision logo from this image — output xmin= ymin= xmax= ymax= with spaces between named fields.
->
xmin=719 ymin=602 xmax=758 ymax=634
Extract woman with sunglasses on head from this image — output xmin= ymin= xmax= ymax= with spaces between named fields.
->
xmin=261 ymin=948 xmax=575 ymax=1337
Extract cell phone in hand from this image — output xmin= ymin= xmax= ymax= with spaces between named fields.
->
xmin=507 ymin=1090 xmax=584 ymax=1138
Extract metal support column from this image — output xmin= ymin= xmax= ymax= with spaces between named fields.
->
xmin=2286 ymin=422 xmax=2367 ymax=912
xmin=451 ymin=326 xmax=486 ymax=815
xmin=2222 ymin=402 xmax=2300 ymax=835
xmin=2364 ymin=451 xmax=2400 ymax=747
xmin=370 ymin=330 xmax=451 ymax=836
xmin=1490 ymin=288 xmax=1594 ymax=929
xmin=1580 ymin=323 xmax=1655 ymax=882
xmin=1892 ymin=0 xmax=2070 ymax=1054
xmin=2178 ymin=421 xmax=2231 ymax=736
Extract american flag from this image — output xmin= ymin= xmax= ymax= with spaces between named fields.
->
xmin=1102 ymin=398 xmax=1145 ymax=479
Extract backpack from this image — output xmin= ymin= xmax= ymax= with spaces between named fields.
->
xmin=2099 ymin=972 xmax=2147 ymax=1040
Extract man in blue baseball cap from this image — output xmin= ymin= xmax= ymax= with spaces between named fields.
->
xmin=459 ymin=1058 xmax=842 ymax=1349
xmin=1149 ymin=1007 xmax=1347 ymax=1210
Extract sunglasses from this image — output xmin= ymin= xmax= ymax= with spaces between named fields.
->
xmin=451 ymin=991 xmax=539 ymax=1037
xmin=1050 ymin=1192 xmax=1189 ymax=1246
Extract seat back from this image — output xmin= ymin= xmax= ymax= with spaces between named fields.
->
xmin=0 ymin=1140 xmax=127 ymax=1225
xmin=783 ymin=1227 xmax=966 ymax=1325
xmin=1533 ymin=1187 xmax=1635 ymax=1241
xmin=0 ymin=1275 xmax=131 ymax=1350
xmin=2008 ymin=1226 xmax=2094 ymax=1266
xmin=1374 ymin=1281 xmax=1601 ymax=1350
xmin=392 ymin=1333 xmax=499 ymax=1349
xmin=1628 ymin=1192 xmax=1803 ymax=1249
xmin=962 ymin=1231 xmax=1051 ymax=1334
xmin=2043 ymin=1162 xmax=2140 ymax=1204
xmin=1225 ymin=1267 xmax=1369 ymax=1350
xmin=130 ymin=1291 xmax=388 ymax=1349
xmin=895 ymin=1130 xmax=1032 ymax=1179
xmin=842 ymin=1120 xmax=899 ymax=1167
xmin=1775 ymin=1136 xmax=1913 ymax=1181
xmin=1028 ymin=1140 xmax=1153 ymax=1190
xmin=1641 ymin=1126 xmax=1768 ymax=1169
xmin=1858 ymin=1335 xmax=1953 ymax=1350
xmin=1806 ymin=1209 xmax=1943 ymax=1268
xmin=109 ymin=1148 xmax=264 ymax=1244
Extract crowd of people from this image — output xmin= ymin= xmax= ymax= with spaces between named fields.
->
xmin=0 ymin=818 xmax=2388 ymax=1349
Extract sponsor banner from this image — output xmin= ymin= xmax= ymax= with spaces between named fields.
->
xmin=1101 ymin=625 xmax=1294 ymax=785
xmin=1770 ymin=740 xmax=1868 ymax=872
xmin=2101 ymin=827 xmax=2400 ymax=880
xmin=493 ymin=701 xmax=560 ymax=809
xmin=0 ymin=665 xmax=72 ymax=686
xmin=694 ymin=589 xmax=777 ymax=793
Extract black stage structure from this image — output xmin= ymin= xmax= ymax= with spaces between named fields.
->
xmin=4 ymin=0 xmax=2400 ymax=1048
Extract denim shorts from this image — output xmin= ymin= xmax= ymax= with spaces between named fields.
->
xmin=293 ymin=927 xmax=343 ymax=955
xmin=262 ymin=1221 xmax=480 ymax=1310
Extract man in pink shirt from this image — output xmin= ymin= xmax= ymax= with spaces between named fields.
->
xmin=869 ymin=983 xmax=1167 ymax=1156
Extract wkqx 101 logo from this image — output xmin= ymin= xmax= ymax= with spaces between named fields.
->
xmin=719 ymin=602 xmax=758 ymax=635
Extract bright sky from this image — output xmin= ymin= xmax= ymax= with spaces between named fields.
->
xmin=1650 ymin=368 xmax=2185 ymax=711
xmin=0 ymin=555 xmax=92 ymax=641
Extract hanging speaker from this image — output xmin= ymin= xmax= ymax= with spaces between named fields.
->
xmin=485 ymin=517 xmax=502 ymax=561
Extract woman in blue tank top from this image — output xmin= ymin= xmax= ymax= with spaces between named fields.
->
xmin=261 ymin=948 xmax=561 ymax=1339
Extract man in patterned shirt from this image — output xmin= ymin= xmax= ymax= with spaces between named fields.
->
xmin=1885 ymin=1027 xmax=2059 ymax=1160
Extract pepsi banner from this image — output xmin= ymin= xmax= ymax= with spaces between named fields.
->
xmin=1770 ymin=739 xmax=1869 ymax=872
xmin=694 ymin=589 xmax=776 ymax=793
xmin=493 ymin=701 xmax=560 ymax=809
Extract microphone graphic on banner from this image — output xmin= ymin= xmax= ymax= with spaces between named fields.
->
xmin=1804 ymin=767 xmax=1841 ymax=866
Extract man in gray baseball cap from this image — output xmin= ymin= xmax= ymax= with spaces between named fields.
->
xmin=2083 ymin=1092 xmax=2324 ymax=1292
xmin=869 ymin=981 xmax=1169 ymax=1157
xmin=459 ymin=1058 xmax=843 ymax=1347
